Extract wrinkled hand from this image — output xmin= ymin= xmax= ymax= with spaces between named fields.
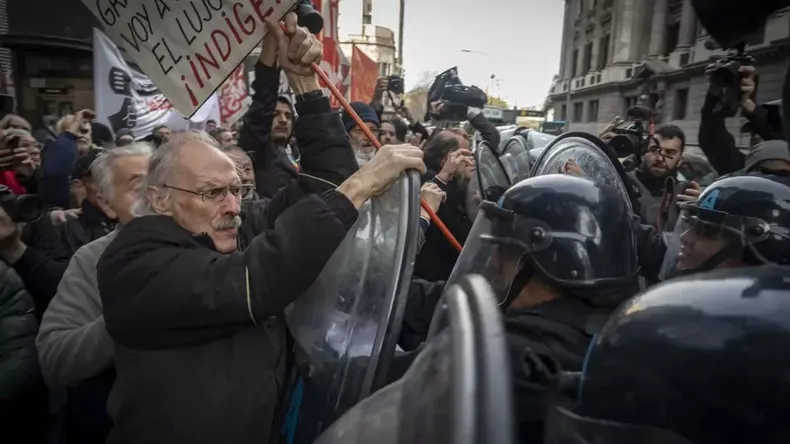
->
xmin=49 ymin=208 xmax=81 ymax=225
xmin=0 ymin=115 xmax=31 ymax=132
xmin=338 ymin=144 xmax=426 ymax=208
xmin=420 ymin=182 xmax=446 ymax=214
xmin=265 ymin=13 xmax=322 ymax=77
xmin=677 ymin=181 xmax=702 ymax=204
xmin=739 ymin=65 xmax=757 ymax=114
xmin=437 ymin=148 xmax=473 ymax=183
xmin=561 ymin=159 xmax=585 ymax=177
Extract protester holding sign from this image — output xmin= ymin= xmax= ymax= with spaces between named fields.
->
xmin=95 ymin=13 xmax=424 ymax=444
xmin=238 ymin=13 xmax=358 ymax=198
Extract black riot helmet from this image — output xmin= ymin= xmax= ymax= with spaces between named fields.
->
xmin=545 ymin=265 xmax=790 ymax=444
xmin=446 ymin=174 xmax=639 ymax=307
xmin=660 ymin=174 xmax=790 ymax=279
xmin=691 ymin=0 xmax=790 ymax=142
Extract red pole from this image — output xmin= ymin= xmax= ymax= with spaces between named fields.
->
xmin=281 ymin=22 xmax=464 ymax=252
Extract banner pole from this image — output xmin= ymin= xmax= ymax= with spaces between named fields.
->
xmin=282 ymin=26 xmax=464 ymax=252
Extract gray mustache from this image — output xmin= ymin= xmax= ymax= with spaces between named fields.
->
xmin=213 ymin=215 xmax=242 ymax=230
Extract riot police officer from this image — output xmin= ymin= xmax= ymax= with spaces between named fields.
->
xmin=543 ymin=265 xmax=790 ymax=443
xmin=659 ymin=174 xmax=790 ymax=279
xmin=401 ymin=173 xmax=640 ymax=442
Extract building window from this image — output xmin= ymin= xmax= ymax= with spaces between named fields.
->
xmin=598 ymin=34 xmax=610 ymax=70
xmin=674 ymin=89 xmax=688 ymax=120
xmin=560 ymin=104 xmax=568 ymax=121
xmin=587 ymin=100 xmax=599 ymax=122
xmin=583 ymin=42 xmax=593 ymax=74
xmin=572 ymin=48 xmax=579 ymax=77
xmin=573 ymin=102 xmax=584 ymax=122
xmin=577 ymin=0 xmax=583 ymax=16
xmin=665 ymin=22 xmax=680 ymax=56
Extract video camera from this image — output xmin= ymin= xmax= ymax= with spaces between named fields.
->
xmin=386 ymin=75 xmax=404 ymax=95
xmin=707 ymin=42 xmax=755 ymax=118
xmin=426 ymin=67 xmax=488 ymax=122
xmin=607 ymin=104 xmax=653 ymax=163
xmin=0 ymin=185 xmax=43 ymax=224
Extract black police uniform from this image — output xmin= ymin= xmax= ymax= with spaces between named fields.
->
xmin=401 ymin=174 xmax=640 ymax=443
xmin=543 ymin=265 xmax=790 ymax=443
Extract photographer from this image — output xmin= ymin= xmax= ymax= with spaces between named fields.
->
xmin=621 ymin=123 xmax=693 ymax=231
xmin=699 ymin=62 xmax=785 ymax=177
xmin=39 ymin=110 xmax=95 ymax=209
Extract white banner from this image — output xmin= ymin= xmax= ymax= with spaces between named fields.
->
xmin=84 ymin=0 xmax=297 ymax=117
xmin=93 ymin=28 xmax=220 ymax=139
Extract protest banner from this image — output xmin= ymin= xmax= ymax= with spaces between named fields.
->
xmin=219 ymin=65 xmax=250 ymax=125
xmin=83 ymin=0 xmax=298 ymax=118
xmin=350 ymin=45 xmax=377 ymax=104
xmin=93 ymin=28 xmax=220 ymax=139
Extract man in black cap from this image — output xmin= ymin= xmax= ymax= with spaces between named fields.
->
xmin=63 ymin=149 xmax=115 ymax=254
xmin=342 ymin=101 xmax=380 ymax=166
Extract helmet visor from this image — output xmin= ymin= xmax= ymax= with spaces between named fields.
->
xmin=659 ymin=204 xmax=770 ymax=280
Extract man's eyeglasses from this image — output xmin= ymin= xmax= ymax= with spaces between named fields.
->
xmin=164 ymin=184 xmax=255 ymax=203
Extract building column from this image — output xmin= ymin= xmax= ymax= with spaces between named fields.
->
xmin=648 ymin=0 xmax=669 ymax=58
xmin=591 ymin=34 xmax=601 ymax=72
xmin=559 ymin=0 xmax=572 ymax=79
xmin=612 ymin=0 xmax=635 ymax=63
xmin=676 ymin=0 xmax=696 ymax=49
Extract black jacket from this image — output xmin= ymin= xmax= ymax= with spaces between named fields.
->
xmin=61 ymin=199 xmax=115 ymax=255
xmin=97 ymin=182 xmax=358 ymax=444
xmin=413 ymin=172 xmax=472 ymax=282
xmin=238 ymin=63 xmax=358 ymax=199
xmin=0 ymin=262 xmax=49 ymax=444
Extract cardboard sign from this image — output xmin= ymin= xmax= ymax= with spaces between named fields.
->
xmin=84 ymin=0 xmax=298 ymax=117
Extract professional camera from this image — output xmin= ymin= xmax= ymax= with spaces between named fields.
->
xmin=295 ymin=0 xmax=324 ymax=35
xmin=426 ymin=67 xmax=488 ymax=122
xmin=0 ymin=185 xmax=43 ymax=223
xmin=386 ymin=75 xmax=404 ymax=95
xmin=607 ymin=104 xmax=653 ymax=160
xmin=707 ymin=43 xmax=755 ymax=118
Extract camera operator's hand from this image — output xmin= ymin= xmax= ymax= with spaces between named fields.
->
xmin=264 ymin=13 xmax=322 ymax=95
xmin=739 ymin=65 xmax=757 ymax=114
xmin=437 ymin=148 xmax=473 ymax=183
xmin=0 ymin=207 xmax=25 ymax=264
xmin=0 ymin=130 xmax=34 ymax=171
xmin=599 ymin=116 xmax=625 ymax=142
xmin=561 ymin=159 xmax=585 ymax=177
xmin=677 ymin=181 xmax=702 ymax=204
xmin=704 ymin=62 xmax=723 ymax=81
xmin=67 ymin=109 xmax=95 ymax=137
xmin=337 ymin=144 xmax=425 ymax=208
xmin=420 ymin=182 xmax=446 ymax=216
xmin=396 ymin=103 xmax=417 ymax=124
xmin=49 ymin=208 xmax=81 ymax=226
xmin=410 ymin=132 xmax=425 ymax=147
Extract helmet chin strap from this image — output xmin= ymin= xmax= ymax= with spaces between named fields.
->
xmin=677 ymin=242 xmax=741 ymax=277
xmin=502 ymin=262 xmax=534 ymax=309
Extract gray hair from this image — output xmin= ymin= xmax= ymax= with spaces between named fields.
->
xmin=91 ymin=142 xmax=153 ymax=205
xmin=131 ymin=131 xmax=222 ymax=218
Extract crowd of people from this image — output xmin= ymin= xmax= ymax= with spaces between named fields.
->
xmin=3 ymin=2 xmax=790 ymax=444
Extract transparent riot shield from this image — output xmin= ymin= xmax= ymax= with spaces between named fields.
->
xmin=283 ymin=171 xmax=421 ymax=444
xmin=529 ymin=131 xmax=636 ymax=212
xmin=467 ymin=141 xmax=509 ymax=220
xmin=500 ymin=131 xmax=558 ymax=185
xmin=313 ymin=275 xmax=515 ymax=444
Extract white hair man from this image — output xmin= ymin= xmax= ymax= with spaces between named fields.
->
xmin=35 ymin=142 xmax=152 ymax=443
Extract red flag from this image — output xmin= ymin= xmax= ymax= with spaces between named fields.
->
xmin=350 ymin=45 xmax=378 ymax=104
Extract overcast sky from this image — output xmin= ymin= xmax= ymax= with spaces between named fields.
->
xmin=338 ymin=0 xmax=565 ymax=108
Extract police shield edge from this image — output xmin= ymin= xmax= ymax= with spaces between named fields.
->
xmin=467 ymin=141 xmax=510 ymax=220
xmin=314 ymin=275 xmax=515 ymax=444
xmin=283 ymin=171 xmax=422 ymax=443
xmin=498 ymin=130 xmax=558 ymax=186
xmin=530 ymin=131 xmax=637 ymax=211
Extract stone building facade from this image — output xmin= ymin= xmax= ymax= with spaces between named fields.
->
xmin=548 ymin=0 xmax=790 ymax=148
